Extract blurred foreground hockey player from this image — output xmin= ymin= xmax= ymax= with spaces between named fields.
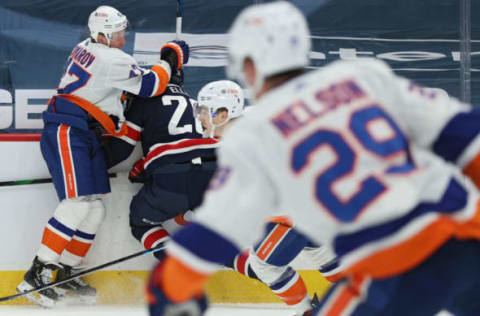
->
xmin=103 ymin=70 xmax=219 ymax=261
xmin=147 ymin=1 xmax=480 ymax=316
xmin=16 ymin=5 xmax=188 ymax=307
xmin=197 ymin=80 xmax=335 ymax=315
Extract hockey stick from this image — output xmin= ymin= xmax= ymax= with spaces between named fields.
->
xmin=0 ymin=173 xmax=117 ymax=187
xmin=176 ymin=0 xmax=182 ymax=40
xmin=0 ymin=243 xmax=166 ymax=303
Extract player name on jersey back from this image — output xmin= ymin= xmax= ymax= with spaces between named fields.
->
xmin=271 ymin=79 xmax=365 ymax=138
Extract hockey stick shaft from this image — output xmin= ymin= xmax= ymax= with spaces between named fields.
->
xmin=0 ymin=173 xmax=117 ymax=187
xmin=176 ymin=0 xmax=182 ymax=39
xmin=0 ymin=244 xmax=166 ymax=302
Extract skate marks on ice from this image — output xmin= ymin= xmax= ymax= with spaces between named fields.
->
xmin=0 ymin=304 xmax=297 ymax=316
xmin=0 ymin=305 xmax=455 ymax=316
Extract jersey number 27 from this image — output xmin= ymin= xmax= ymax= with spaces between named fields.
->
xmin=162 ymin=95 xmax=203 ymax=136
xmin=58 ymin=60 xmax=92 ymax=94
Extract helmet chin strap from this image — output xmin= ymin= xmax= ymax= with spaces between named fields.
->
xmin=237 ymin=64 xmax=264 ymax=102
xmin=207 ymin=116 xmax=230 ymax=138
xmin=250 ymin=75 xmax=265 ymax=102
xmin=93 ymin=33 xmax=111 ymax=47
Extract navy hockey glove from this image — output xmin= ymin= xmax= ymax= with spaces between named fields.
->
xmin=147 ymin=261 xmax=208 ymax=316
xmin=160 ymin=40 xmax=189 ymax=70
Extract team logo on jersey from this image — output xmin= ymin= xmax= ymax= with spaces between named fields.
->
xmin=208 ymin=166 xmax=232 ymax=190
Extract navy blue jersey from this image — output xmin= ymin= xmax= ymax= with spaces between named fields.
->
xmin=105 ymin=84 xmax=219 ymax=169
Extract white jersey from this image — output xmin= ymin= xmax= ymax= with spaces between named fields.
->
xmin=57 ymin=38 xmax=170 ymax=122
xmin=181 ymin=59 xmax=480 ymax=279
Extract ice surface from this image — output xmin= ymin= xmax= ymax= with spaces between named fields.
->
xmin=0 ymin=305 xmax=295 ymax=316
xmin=0 ymin=305 xmax=455 ymax=316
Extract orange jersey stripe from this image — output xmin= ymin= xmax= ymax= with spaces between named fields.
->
xmin=58 ymin=125 xmax=77 ymax=199
xmin=57 ymin=94 xmax=128 ymax=137
xmin=344 ymin=200 xmax=480 ymax=279
xmin=174 ymin=213 xmax=190 ymax=226
xmin=267 ymin=215 xmax=293 ymax=227
xmin=151 ymin=64 xmax=170 ymax=97
xmin=41 ymin=227 xmax=70 ymax=255
xmin=65 ymin=238 xmax=92 ymax=257
xmin=325 ymin=272 xmax=343 ymax=283
xmin=463 ymin=152 xmax=480 ymax=189
xmin=454 ymin=200 xmax=480 ymax=240
xmin=276 ymin=276 xmax=308 ymax=305
xmin=160 ymin=256 xmax=210 ymax=303
xmin=324 ymin=276 xmax=367 ymax=316
xmin=257 ymin=223 xmax=291 ymax=261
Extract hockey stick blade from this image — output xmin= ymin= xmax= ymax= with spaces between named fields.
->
xmin=0 ymin=244 xmax=165 ymax=303
xmin=0 ymin=173 xmax=117 ymax=187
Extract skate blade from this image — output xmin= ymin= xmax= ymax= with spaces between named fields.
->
xmin=53 ymin=286 xmax=68 ymax=297
xmin=55 ymin=292 xmax=97 ymax=306
xmin=16 ymin=282 xmax=56 ymax=308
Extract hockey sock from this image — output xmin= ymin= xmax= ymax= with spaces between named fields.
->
xmin=60 ymin=198 xmax=105 ymax=267
xmin=60 ymin=229 xmax=95 ymax=267
xmin=228 ymin=250 xmax=259 ymax=280
xmin=269 ymin=267 xmax=308 ymax=306
xmin=37 ymin=217 xmax=76 ymax=263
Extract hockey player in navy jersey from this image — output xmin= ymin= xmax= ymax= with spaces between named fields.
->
xmin=196 ymin=80 xmax=245 ymax=138
xmin=16 ymin=5 xmax=189 ymax=307
xmin=103 ymin=69 xmax=219 ymax=260
xmin=147 ymin=2 xmax=480 ymax=316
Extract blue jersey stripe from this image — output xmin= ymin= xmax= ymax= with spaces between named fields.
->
xmin=270 ymin=267 xmax=296 ymax=291
xmin=334 ymin=177 xmax=468 ymax=258
xmin=171 ymin=222 xmax=240 ymax=266
xmin=320 ymin=258 xmax=340 ymax=274
xmin=254 ymin=222 xmax=310 ymax=266
xmin=48 ymin=217 xmax=75 ymax=237
xmin=138 ymin=72 xmax=156 ymax=97
xmin=386 ymin=162 xmax=416 ymax=174
xmin=75 ymin=229 xmax=95 ymax=240
xmin=433 ymin=110 xmax=480 ymax=163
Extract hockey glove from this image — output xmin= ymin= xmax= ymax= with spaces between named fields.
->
xmin=147 ymin=261 xmax=208 ymax=316
xmin=160 ymin=40 xmax=190 ymax=70
xmin=128 ymin=157 xmax=151 ymax=183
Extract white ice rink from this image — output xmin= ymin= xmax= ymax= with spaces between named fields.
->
xmin=0 ymin=305 xmax=455 ymax=316
xmin=0 ymin=305 xmax=296 ymax=316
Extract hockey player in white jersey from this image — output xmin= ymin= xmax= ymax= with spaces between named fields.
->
xmin=147 ymin=2 xmax=480 ymax=316
xmin=197 ymin=80 xmax=336 ymax=315
xmin=16 ymin=5 xmax=189 ymax=307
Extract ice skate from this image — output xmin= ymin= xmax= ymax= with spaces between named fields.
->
xmin=301 ymin=294 xmax=320 ymax=316
xmin=54 ymin=264 xmax=97 ymax=304
xmin=16 ymin=257 xmax=62 ymax=308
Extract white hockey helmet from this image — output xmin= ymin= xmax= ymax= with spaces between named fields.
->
xmin=226 ymin=1 xmax=311 ymax=96
xmin=88 ymin=6 xmax=128 ymax=46
xmin=197 ymin=80 xmax=245 ymax=120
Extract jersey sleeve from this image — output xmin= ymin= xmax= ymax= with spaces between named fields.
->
xmin=196 ymin=130 xmax=278 ymax=249
xmin=103 ymin=95 xmax=145 ymax=168
xmin=167 ymin=126 xmax=278 ymax=271
xmin=116 ymin=95 xmax=145 ymax=146
xmin=158 ymin=128 xmax=279 ymax=302
xmin=363 ymin=59 xmax=480 ymax=188
xmin=105 ymin=53 xmax=171 ymax=98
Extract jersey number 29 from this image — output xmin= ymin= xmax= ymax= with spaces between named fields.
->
xmin=291 ymin=104 xmax=413 ymax=222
